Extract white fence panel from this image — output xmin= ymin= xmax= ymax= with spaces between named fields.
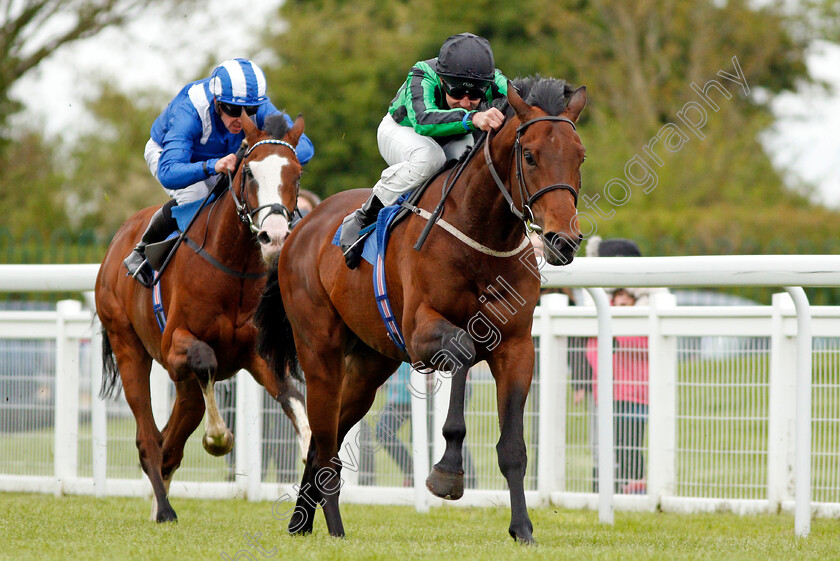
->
xmin=2 ymin=258 xmax=840 ymax=539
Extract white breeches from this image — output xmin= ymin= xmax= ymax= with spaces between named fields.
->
xmin=372 ymin=115 xmax=474 ymax=206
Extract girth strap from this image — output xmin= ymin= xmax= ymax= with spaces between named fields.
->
xmin=183 ymin=237 xmax=267 ymax=280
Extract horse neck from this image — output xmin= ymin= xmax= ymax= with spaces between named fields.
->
xmin=449 ymin=124 xmax=524 ymax=250
xmin=198 ymin=187 xmax=261 ymax=268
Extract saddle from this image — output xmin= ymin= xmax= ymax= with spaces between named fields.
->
xmin=143 ymin=196 xmax=216 ymax=272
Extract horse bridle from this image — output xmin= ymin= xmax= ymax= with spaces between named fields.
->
xmin=483 ymin=115 xmax=579 ymax=233
xmin=228 ymin=139 xmax=298 ymax=234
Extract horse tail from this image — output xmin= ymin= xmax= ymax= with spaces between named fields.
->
xmin=98 ymin=323 xmax=123 ymax=399
xmin=255 ymin=266 xmax=302 ymax=383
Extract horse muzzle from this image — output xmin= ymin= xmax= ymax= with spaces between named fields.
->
xmin=257 ymin=215 xmax=291 ymax=262
xmin=542 ymin=231 xmax=582 ymax=266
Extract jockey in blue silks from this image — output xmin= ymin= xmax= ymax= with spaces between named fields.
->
xmin=124 ymin=58 xmax=314 ymax=286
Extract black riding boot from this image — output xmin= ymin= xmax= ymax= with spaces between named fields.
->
xmin=123 ymin=200 xmax=177 ymax=287
xmin=339 ymin=194 xmax=385 ymax=269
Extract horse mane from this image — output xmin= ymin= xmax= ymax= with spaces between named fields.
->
xmin=493 ymin=75 xmax=575 ymax=118
xmin=264 ymin=113 xmax=291 ymax=139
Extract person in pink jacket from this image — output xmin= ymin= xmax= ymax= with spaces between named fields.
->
xmin=585 ymin=288 xmax=649 ymax=494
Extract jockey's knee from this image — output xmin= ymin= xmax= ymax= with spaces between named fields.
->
xmin=404 ymin=148 xmax=446 ymax=185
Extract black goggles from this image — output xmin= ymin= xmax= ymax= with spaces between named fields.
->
xmin=441 ymin=79 xmax=489 ymax=101
xmin=218 ymin=101 xmax=259 ymax=118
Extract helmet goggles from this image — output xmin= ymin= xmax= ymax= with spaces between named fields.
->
xmin=218 ymin=101 xmax=258 ymax=118
xmin=441 ymin=76 xmax=490 ymax=101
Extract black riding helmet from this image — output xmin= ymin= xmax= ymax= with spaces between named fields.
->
xmin=434 ymin=33 xmax=495 ymax=91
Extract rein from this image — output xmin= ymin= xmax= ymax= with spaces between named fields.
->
xmin=229 ymin=139 xmax=297 ymax=234
xmin=413 ymin=133 xmax=486 ymax=251
xmin=484 ymin=115 xmax=578 ymax=233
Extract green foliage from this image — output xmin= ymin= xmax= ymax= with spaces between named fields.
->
xmin=68 ymin=84 xmax=170 ymax=238
xmin=265 ymin=0 xmax=429 ymax=197
xmin=2 ymin=0 xmax=840 ymax=264
xmin=0 ymin=131 xmax=67 ymax=237
xmin=268 ymin=0 xmax=813 ymax=202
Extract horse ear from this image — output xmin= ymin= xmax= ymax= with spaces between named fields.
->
xmin=563 ymin=86 xmax=587 ymax=123
xmin=285 ymin=114 xmax=305 ymax=147
xmin=507 ymin=81 xmax=531 ymax=121
xmin=241 ymin=110 xmax=260 ymax=142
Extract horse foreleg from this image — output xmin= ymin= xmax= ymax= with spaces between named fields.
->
xmin=296 ymin=344 xmax=346 ymax=538
xmin=489 ymin=338 xmax=536 ymax=544
xmin=160 ymin=378 xmax=206 ymax=483
xmin=411 ymin=314 xmax=476 ymax=501
xmin=168 ymin=328 xmax=233 ymax=456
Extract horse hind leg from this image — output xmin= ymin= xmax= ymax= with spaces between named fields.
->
xmin=284 ymin=440 xmax=322 ymax=535
xmin=293 ymin=341 xmax=347 ymax=537
xmin=275 ymin=380 xmax=311 ymax=464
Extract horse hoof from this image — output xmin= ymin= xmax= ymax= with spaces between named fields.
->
xmin=288 ymin=512 xmax=313 ymax=535
xmin=516 ymin=535 xmax=536 ymax=546
xmin=203 ymin=429 xmax=234 ymax=456
xmin=425 ymin=466 xmax=464 ymax=500
xmin=509 ymin=527 xmax=535 ymax=545
xmin=155 ymin=508 xmax=178 ymax=523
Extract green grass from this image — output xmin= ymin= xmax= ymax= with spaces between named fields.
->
xmin=0 ymin=492 xmax=837 ymax=561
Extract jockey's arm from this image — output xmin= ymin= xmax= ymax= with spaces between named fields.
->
xmin=156 ymin=109 xmax=217 ymax=190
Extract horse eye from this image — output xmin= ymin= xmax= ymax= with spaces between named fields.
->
xmin=523 ymin=151 xmax=536 ymax=166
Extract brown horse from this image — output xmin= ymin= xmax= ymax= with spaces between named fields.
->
xmin=256 ymin=77 xmax=586 ymax=543
xmin=95 ymin=112 xmax=311 ymax=522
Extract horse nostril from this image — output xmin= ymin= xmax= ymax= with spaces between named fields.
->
xmin=543 ymin=232 xmax=561 ymax=247
xmin=543 ymin=232 xmax=583 ymax=250
xmin=257 ymin=231 xmax=271 ymax=245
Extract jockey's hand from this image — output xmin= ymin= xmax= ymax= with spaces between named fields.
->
xmin=471 ymin=107 xmax=505 ymax=132
xmin=214 ymin=154 xmax=237 ymax=174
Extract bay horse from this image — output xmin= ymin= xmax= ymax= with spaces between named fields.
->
xmin=95 ymin=112 xmax=311 ymax=522
xmin=256 ymin=77 xmax=586 ymax=543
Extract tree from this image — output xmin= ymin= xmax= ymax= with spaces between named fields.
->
xmin=0 ymin=0 xmax=192 ymax=138
xmin=0 ymin=129 xmax=66 ymax=236
xmin=260 ymin=0 xmax=840 ymax=259
xmin=68 ymin=83 xmax=168 ymax=237
xmin=265 ymin=0 xmax=811 ymax=198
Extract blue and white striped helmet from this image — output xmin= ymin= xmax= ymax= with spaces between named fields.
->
xmin=209 ymin=58 xmax=270 ymax=106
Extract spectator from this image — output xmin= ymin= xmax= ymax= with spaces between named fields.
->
xmin=581 ymin=236 xmax=667 ymax=494
xmin=585 ymin=288 xmax=649 ymax=494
